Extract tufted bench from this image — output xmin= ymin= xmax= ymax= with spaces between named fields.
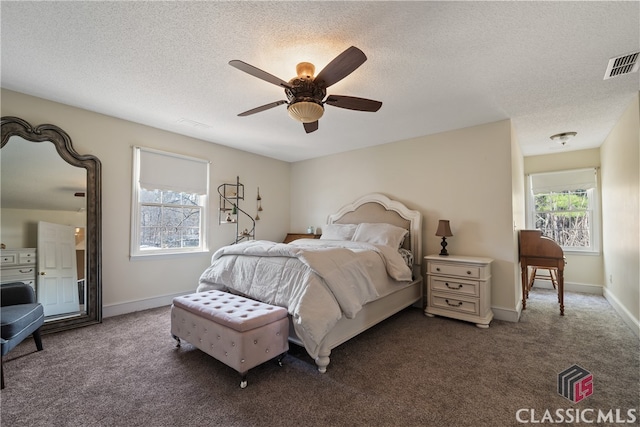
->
xmin=170 ymin=290 xmax=289 ymax=388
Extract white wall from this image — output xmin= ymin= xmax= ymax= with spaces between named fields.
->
xmin=1 ymin=208 xmax=86 ymax=248
xmin=523 ymin=149 xmax=604 ymax=290
xmin=510 ymin=123 xmax=526 ymax=312
xmin=1 ymin=89 xmax=292 ymax=315
xmin=290 ymin=119 xmax=521 ymax=319
xmin=600 ymin=93 xmax=639 ymax=336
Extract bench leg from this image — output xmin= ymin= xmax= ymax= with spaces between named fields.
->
xmin=276 ymin=352 xmax=287 ymax=367
xmin=240 ymin=372 xmax=248 ymax=389
xmin=172 ymin=335 xmax=181 ymax=348
xmin=238 ymin=353 xmax=287 ymax=389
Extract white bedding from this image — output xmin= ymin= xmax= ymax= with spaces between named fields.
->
xmin=197 ymin=239 xmax=412 ymax=358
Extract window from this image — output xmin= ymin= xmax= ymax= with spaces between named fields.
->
xmin=527 ymin=168 xmax=599 ymax=253
xmin=131 ymin=147 xmax=209 ymax=257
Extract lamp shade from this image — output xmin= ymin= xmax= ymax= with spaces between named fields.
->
xmin=435 ymin=220 xmax=453 ymax=237
xmin=287 ymin=101 xmax=324 ymax=123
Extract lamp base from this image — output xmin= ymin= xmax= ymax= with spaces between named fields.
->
xmin=439 ymin=237 xmax=449 ymax=256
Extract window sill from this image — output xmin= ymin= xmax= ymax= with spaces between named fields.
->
xmin=130 ymin=249 xmax=210 ymax=261
xmin=562 ymin=249 xmax=601 ymax=257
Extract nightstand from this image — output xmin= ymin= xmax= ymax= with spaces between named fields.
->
xmin=424 ymin=254 xmax=493 ymax=328
xmin=283 ymin=233 xmax=321 ymax=243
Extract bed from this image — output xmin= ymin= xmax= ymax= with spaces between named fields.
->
xmin=197 ymin=193 xmax=423 ymax=372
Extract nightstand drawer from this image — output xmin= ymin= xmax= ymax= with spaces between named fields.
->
xmin=1 ymin=254 xmax=17 ymax=265
xmin=1 ymin=266 xmax=36 ymax=280
xmin=19 ymin=252 xmax=36 ymax=264
xmin=430 ymin=293 xmax=479 ymax=316
xmin=430 ymin=277 xmax=479 ymax=297
xmin=429 ymin=262 xmax=480 ymax=279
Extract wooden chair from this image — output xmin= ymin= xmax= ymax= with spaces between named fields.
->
xmin=527 ymin=266 xmax=559 ymax=291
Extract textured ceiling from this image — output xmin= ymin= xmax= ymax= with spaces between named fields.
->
xmin=1 ymin=1 xmax=639 ymax=163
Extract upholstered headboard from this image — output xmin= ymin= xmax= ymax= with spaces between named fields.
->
xmin=327 ymin=193 xmax=422 ymax=265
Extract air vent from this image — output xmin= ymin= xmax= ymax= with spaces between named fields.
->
xmin=177 ymin=118 xmax=212 ymax=129
xmin=603 ymin=51 xmax=639 ymax=80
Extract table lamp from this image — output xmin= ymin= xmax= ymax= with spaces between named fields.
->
xmin=436 ymin=220 xmax=453 ymax=256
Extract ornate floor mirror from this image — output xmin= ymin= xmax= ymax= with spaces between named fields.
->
xmin=1 ymin=116 xmax=102 ymax=332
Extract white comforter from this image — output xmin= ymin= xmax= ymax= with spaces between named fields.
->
xmin=197 ymin=239 xmax=411 ymax=358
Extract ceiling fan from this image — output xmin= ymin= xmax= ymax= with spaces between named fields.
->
xmin=229 ymin=46 xmax=382 ymax=133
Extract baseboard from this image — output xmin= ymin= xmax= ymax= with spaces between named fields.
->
xmin=603 ymin=288 xmax=640 ymax=339
xmin=492 ymin=304 xmax=521 ymax=322
xmin=104 ymin=294 xmax=521 ymax=324
xmin=103 ymin=285 xmax=633 ymax=340
xmin=103 ymin=291 xmax=189 ymax=318
xmin=532 ymin=280 xmax=603 ymax=295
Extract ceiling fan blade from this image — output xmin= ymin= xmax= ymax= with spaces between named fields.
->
xmin=314 ymin=46 xmax=367 ymax=88
xmin=303 ymin=121 xmax=319 ymax=133
xmin=229 ymin=60 xmax=292 ymax=89
xmin=238 ymin=100 xmax=288 ymax=117
xmin=325 ymin=95 xmax=382 ymax=112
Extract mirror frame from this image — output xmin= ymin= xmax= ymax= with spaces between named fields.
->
xmin=1 ymin=116 xmax=102 ymax=332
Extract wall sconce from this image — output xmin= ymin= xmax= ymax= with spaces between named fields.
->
xmin=435 ymin=220 xmax=453 ymax=256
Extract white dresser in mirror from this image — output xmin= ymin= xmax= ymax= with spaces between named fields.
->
xmin=1 ymin=248 xmax=37 ymax=291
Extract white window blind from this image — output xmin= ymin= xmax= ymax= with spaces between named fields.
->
xmin=138 ymin=147 xmax=209 ymax=194
xmin=526 ymin=167 xmax=600 ymax=253
xmin=530 ymin=168 xmax=597 ymax=194
xmin=131 ymin=146 xmax=210 ymax=257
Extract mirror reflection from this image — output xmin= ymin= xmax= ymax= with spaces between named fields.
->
xmin=1 ymin=136 xmax=88 ymax=321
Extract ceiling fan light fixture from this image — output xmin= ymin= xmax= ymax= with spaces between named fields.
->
xmin=229 ymin=46 xmax=380 ymax=133
xmin=287 ymin=101 xmax=324 ymax=123
xmin=296 ymin=62 xmax=315 ymax=79
xmin=550 ymin=132 xmax=577 ymax=145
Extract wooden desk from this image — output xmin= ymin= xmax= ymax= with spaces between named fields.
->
xmin=519 ymin=230 xmax=565 ymax=315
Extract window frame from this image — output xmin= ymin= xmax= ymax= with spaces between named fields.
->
xmin=130 ymin=147 xmax=210 ymax=258
xmin=526 ymin=169 xmax=600 ymax=255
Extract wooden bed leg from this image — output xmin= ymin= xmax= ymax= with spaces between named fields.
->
xmin=315 ymin=348 xmax=331 ymax=373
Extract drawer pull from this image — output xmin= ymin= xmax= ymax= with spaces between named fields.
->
xmin=467 ymin=271 xmax=472 ymax=275
xmin=445 ymin=282 xmax=462 ymax=290
xmin=436 ymin=267 xmax=441 ymax=272
xmin=18 ymin=269 xmax=33 ymax=273
xmin=445 ymin=299 xmax=463 ymax=307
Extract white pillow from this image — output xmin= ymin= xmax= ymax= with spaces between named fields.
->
xmin=320 ymin=223 xmax=358 ymax=241
xmin=352 ymin=223 xmax=409 ymax=249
